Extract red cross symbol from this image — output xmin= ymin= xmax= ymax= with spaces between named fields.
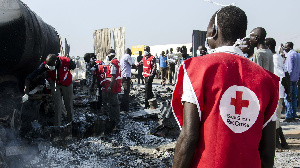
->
xmin=230 ymin=91 xmax=249 ymax=115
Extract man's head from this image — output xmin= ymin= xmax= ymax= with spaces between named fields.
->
xmin=90 ymin=53 xmax=96 ymax=61
xmin=284 ymin=42 xmax=294 ymax=53
xmin=197 ymin=45 xmax=207 ymax=56
xmin=107 ymin=49 xmax=116 ymax=61
xmin=161 ymin=51 xmax=165 ymax=56
xmin=249 ymin=27 xmax=267 ymax=48
xmin=144 ymin=46 xmax=150 ymax=56
xmin=139 ymin=51 xmax=142 ymax=56
xmin=181 ymin=46 xmax=188 ymax=57
xmin=84 ymin=53 xmax=91 ymax=63
xmin=144 ymin=46 xmax=150 ymax=52
xmin=240 ymin=38 xmax=254 ymax=56
xmin=45 ymin=54 xmax=58 ymax=70
xmin=265 ymin=38 xmax=276 ymax=53
xmin=207 ymin=6 xmax=247 ymax=49
xmin=166 ymin=49 xmax=169 ymax=55
xmin=170 ymin=48 xmax=173 ymax=53
xmin=46 ymin=54 xmax=57 ymax=66
xmin=125 ymin=48 xmax=132 ymax=55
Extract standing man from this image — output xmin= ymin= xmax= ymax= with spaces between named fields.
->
xmin=266 ymin=38 xmax=290 ymax=149
xmin=284 ymin=42 xmax=300 ymax=122
xmin=172 ymin=6 xmax=279 ymax=168
xmin=91 ymin=59 xmax=105 ymax=113
xmin=106 ymin=49 xmax=122 ymax=130
xmin=137 ymin=51 xmax=144 ymax=85
xmin=159 ymin=51 xmax=168 ymax=86
xmin=25 ymin=54 xmax=76 ymax=129
xmin=137 ymin=46 xmax=156 ymax=109
xmin=250 ymin=27 xmax=274 ymax=73
xmin=120 ymin=48 xmax=135 ymax=112
xmin=168 ymin=48 xmax=176 ymax=85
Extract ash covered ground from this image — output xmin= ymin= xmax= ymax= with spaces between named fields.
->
xmin=3 ymin=79 xmax=300 ymax=167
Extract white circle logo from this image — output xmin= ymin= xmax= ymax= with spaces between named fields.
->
xmin=219 ymin=85 xmax=260 ymax=133
xmin=147 ymin=61 xmax=150 ymax=65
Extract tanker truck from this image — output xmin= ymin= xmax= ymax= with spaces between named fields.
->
xmin=0 ymin=0 xmax=60 ymax=146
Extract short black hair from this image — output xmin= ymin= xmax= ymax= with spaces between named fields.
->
xmin=180 ymin=46 xmax=187 ymax=53
xmin=286 ymin=42 xmax=294 ymax=49
xmin=210 ymin=6 xmax=247 ymax=43
xmin=265 ymin=38 xmax=276 ymax=49
xmin=107 ymin=49 xmax=115 ymax=55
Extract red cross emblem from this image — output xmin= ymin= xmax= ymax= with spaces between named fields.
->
xmin=230 ymin=91 xmax=249 ymax=115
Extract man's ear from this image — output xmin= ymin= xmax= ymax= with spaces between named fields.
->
xmin=255 ymin=36 xmax=259 ymax=42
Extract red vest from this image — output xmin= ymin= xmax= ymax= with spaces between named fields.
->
xmin=142 ymin=55 xmax=155 ymax=77
xmin=96 ymin=60 xmax=104 ymax=65
xmin=43 ymin=56 xmax=72 ymax=86
xmin=107 ymin=59 xmax=121 ymax=93
xmin=172 ymin=53 xmax=279 ymax=168
xmin=95 ymin=64 xmax=109 ymax=91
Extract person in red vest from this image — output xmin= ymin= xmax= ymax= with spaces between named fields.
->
xmin=172 ymin=6 xmax=279 ymax=168
xmin=91 ymin=59 xmax=105 ymax=113
xmin=136 ymin=46 xmax=157 ymax=108
xmin=25 ymin=54 xmax=76 ymax=130
xmin=104 ymin=49 xmax=122 ymax=131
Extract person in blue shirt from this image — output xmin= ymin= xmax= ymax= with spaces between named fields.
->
xmin=284 ymin=42 xmax=300 ymax=122
xmin=159 ymin=51 xmax=168 ymax=86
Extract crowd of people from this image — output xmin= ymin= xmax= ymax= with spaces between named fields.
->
xmin=22 ymin=4 xmax=300 ymax=168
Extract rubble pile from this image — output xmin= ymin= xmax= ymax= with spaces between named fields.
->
xmin=7 ymin=82 xmax=179 ymax=167
xmin=2 ymin=81 xmax=299 ymax=167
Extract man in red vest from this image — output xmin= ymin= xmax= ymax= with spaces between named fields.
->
xmin=105 ymin=49 xmax=122 ymax=131
xmin=172 ymin=6 xmax=279 ymax=168
xmin=91 ymin=59 xmax=105 ymax=113
xmin=137 ymin=46 xmax=157 ymax=108
xmin=25 ymin=54 xmax=76 ymax=130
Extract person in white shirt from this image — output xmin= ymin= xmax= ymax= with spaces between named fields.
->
xmin=266 ymin=38 xmax=290 ymax=149
xmin=120 ymin=48 xmax=135 ymax=112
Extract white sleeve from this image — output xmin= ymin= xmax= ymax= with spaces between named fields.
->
xmin=127 ymin=56 xmax=134 ymax=66
xmin=110 ymin=64 xmax=117 ymax=75
xmin=181 ymin=71 xmax=197 ymax=104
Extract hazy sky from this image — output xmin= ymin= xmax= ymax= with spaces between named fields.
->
xmin=21 ymin=0 xmax=300 ymax=57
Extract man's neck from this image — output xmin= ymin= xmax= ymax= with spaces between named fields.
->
xmin=257 ymin=43 xmax=267 ymax=50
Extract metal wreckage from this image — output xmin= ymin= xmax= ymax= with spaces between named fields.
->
xmin=0 ymin=0 xmax=179 ymax=167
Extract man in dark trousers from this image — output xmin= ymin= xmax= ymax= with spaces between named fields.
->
xmin=137 ymin=51 xmax=144 ymax=85
xmin=25 ymin=54 xmax=76 ymax=136
xmin=159 ymin=51 xmax=168 ymax=86
xmin=137 ymin=46 xmax=156 ymax=109
xmin=120 ymin=48 xmax=135 ymax=112
xmin=172 ymin=6 xmax=279 ymax=168
xmin=106 ymin=49 xmax=122 ymax=130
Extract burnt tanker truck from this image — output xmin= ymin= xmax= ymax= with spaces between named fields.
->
xmin=0 ymin=0 xmax=60 ymax=134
